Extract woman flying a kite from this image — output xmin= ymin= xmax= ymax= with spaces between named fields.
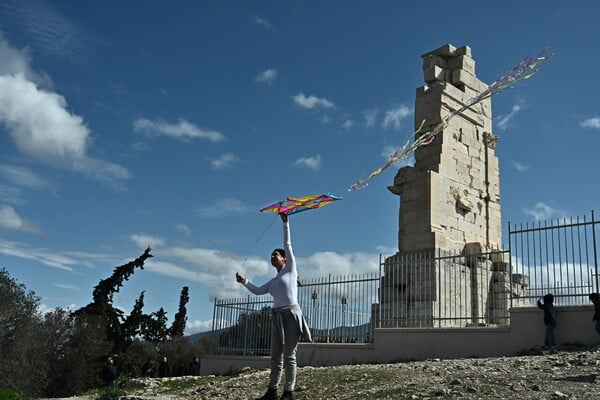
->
xmin=236 ymin=213 xmax=312 ymax=400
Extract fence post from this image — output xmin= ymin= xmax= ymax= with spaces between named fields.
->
xmin=378 ymin=255 xmax=382 ymax=329
xmin=593 ymin=210 xmax=599 ymax=293
xmin=508 ymin=220 xmax=513 ymax=310
xmin=243 ymin=295 xmax=250 ymax=356
xmin=212 ymin=298 xmax=218 ymax=333
xmin=327 ymin=274 xmax=331 ymax=343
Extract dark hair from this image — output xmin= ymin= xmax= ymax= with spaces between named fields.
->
xmin=271 ymin=248 xmax=286 ymax=258
xmin=590 ymin=292 xmax=600 ymax=301
xmin=543 ymin=293 xmax=554 ymax=304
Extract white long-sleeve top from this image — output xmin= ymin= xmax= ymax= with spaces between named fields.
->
xmin=244 ymin=220 xmax=298 ymax=308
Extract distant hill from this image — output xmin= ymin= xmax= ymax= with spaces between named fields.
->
xmin=186 ymin=328 xmax=226 ymax=342
xmin=187 ymin=323 xmax=372 ymax=343
xmin=310 ymin=322 xmax=372 ymax=342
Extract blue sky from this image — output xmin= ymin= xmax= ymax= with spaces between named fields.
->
xmin=1 ymin=1 xmax=599 ymax=335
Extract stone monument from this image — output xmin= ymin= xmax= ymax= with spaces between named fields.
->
xmin=373 ymin=44 xmax=528 ymax=328
xmin=388 ymin=44 xmax=501 ymax=253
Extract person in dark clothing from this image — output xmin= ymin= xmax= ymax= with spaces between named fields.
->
xmin=537 ymin=293 xmax=557 ymax=348
xmin=142 ymin=358 xmax=157 ymax=377
xmin=158 ymin=356 xmax=172 ymax=378
xmin=188 ymin=356 xmax=200 ymax=376
xmin=100 ymin=356 xmax=117 ymax=386
xmin=589 ymin=292 xmax=600 ymax=336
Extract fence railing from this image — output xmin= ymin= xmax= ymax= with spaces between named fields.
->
xmin=509 ymin=210 xmax=599 ymax=306
xmin=210 ymin=273 xmax=378 ymax=355
xmin=210 ymin=211 xmax=599 ymax=355
xmin=376 ymin=249 xmax=512 ymax=328
xmin=298 ymin=273 xmax=378 ymax=344
xmin=211 ymin=296 xmax=273 ymax=356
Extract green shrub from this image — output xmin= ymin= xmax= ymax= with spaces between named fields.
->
xmin=96 ymin=385 xmax=126 ymax=400
xmin=0 ymin=388 xmax=29 ymax=400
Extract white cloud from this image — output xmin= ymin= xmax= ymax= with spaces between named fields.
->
xmin=299 ymin=251 xmax=380 ymax=278
xmin=134 ymin=243 xmax=381 ymax=308
xmin=375 ymin=245 xmax=397 ymax=255
xmin=0 ymin=205 xmax=40 ymax=233
xmin=175 ymin=224 xmax=191 ymax=238
xmin=0 ymin=74 xmax=89 ymax=162
xmin=130 ymin=233 xmax=166 ymax=249
xmin=342 ymin=120 xmax=354 ymax=129
xmin=0 ymin=39 xmax=129 ymax=184
xmin=72 ymin=157 xmax=131 ymax=185
xmin=364 ymin=108 xmax=378 ymax=127
xmin=113 ymin=259 xmax=209 ymax=312
xmin=0 ymin=185 xmax=24 ymax=205
xmin=510 ymin=160 xmax=529 ymax=172
xmin=253 ymin=15 xmax=272 ymax=30
xmin=133 ymin=118 xmax=226 ymax=142
xmin=197 ymin=198 xmax=250 ymax=218
xmin=580 ymin=117 xmax=600 ymax=129
xmin=211 ymin=153 xmax=239 ymax=170
xmin=0 ymin=2 xmax=91 ymax=60
xmin=0 ymin=37 xmax=50 ymax=86
xmin=0 ymin=238 xmax=112 ymax=271
xmin=185 ymin=318 xmax=214 ymax=335
xmin=382 ymin=105 xmax=411 ymax=129
xmin=255 ymin=69 xmax=277 ymax=84
xmin=131 ymin=141 xmax=151 ymax=153
xmin=142 ymin=249 xmax=265 ymax=302
xmin=523 ymin=202 xmax=566 ymax=221
xmin=496 ymin=103 xmax=522 ymax=130
xmin=293 ymin=155 xmax=322 ymax=170
xmin=292 ymin=93 xmax=335 ymax=110
xmin=54 ymin=283 xmax=79 ymax=290
xmin=0 ymin=164 xmax=53 ymax=191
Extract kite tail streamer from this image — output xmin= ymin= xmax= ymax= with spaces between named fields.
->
xmin=346 ymin=46 xmax=554 ymax=192
xmin=256 ymin=47 xmax=554 ymax=225
xmin=347 ymin=119 xmax=427 ymax=191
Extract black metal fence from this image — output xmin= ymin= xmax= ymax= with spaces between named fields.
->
xmin=210 ymin=211 xmax=599 ymax=355
xmin=508 ymin=210 xmax=599 ymax=306
xmin=210 ymin=273 xmax=378 ymax=355
xmin=376 ymin=248 xmax=512 ymax=328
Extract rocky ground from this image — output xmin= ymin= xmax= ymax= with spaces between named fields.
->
xmin=48 ymin=345 xmax=600 ymax=400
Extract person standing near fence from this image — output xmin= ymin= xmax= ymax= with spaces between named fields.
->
xmin=142 ymin=358 xmax=156 ymax=377
xmin=589 ymin=293 xmax=600 ymax=336
xmin=100 ymin=355 xmax=117 ymax=387
xmin=537 ymin=293 xmax=557 ymax=348
xmin=236 ymin=213 xmax=311 ymax=400
xmin=158 ymin=356 xmax=172 ymax=378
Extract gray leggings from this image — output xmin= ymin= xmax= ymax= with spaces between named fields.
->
xmin=268 ymin=311 xmax=300 ymax=392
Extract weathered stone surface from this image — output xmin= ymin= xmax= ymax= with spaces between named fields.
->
xmin=391 ymin=43 xmax=502 ymax=253
xmin=383 ymin=44 xmax=520 ymax=329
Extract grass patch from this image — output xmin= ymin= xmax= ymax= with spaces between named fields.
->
xmin=95 ymin=385 xmax=127 ymax=400
xmin=0 ymin=388 xmax=30 ymax=400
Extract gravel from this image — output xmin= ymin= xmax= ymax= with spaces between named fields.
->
xmin=44 ymin=345 xmax=600 ymax=400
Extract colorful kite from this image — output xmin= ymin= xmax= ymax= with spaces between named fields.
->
xmin=347 ymin=46 xmax=554 ymax=192
xmin=260 ymin=193 xmax=343 ymax=215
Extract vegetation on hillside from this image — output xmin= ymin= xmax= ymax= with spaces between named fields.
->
xmin=0 ymin=249 xmax=210 ymax=398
